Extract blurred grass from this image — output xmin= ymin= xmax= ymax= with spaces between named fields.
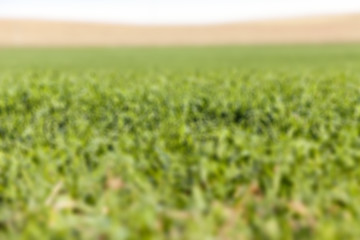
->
xmin=0 ymin=45 xmax=360 ymax=239
xmin=2 ymin=44 xmax=360 ymax=69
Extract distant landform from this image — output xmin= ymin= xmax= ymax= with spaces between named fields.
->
xmin=0 ymin=14 xmax=360 ymax=46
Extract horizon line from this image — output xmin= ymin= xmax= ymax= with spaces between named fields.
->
xmin=1 ymin=11 xmax=360 ymax=26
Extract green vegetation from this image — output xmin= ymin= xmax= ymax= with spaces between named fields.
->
xmin=0 ymin=45 xmax=360 ymax=239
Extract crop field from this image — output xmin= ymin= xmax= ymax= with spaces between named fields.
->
xmin=0 ymin=45 xmax=360 ymax=239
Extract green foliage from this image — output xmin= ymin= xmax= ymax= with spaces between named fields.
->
xmin=0 ymin=45 xmax=360 ymax=239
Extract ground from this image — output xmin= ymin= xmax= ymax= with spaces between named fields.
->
xmin=1 ymin=14 xmax=360 ymax=46
xmin=0 ymin=45 xmax=360 ymax=239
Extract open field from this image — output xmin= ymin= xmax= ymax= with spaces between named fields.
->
xmin=1 ymin=14 xmax=360 ymax=46
xmin=0 ymin=45 xmax=360 ymax=239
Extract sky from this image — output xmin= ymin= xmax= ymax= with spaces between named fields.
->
xmin=0 ymin=0 xmax=360 ymax=25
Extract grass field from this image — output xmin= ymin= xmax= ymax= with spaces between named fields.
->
xmin=0 ymin=45 xmax=360 ymax=239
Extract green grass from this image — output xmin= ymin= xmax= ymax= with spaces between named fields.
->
xmin=0 ymin=45 xmax=360 ymax=239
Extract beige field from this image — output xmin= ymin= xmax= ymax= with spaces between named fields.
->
xmin=0 ymin=14 xmax=360 ymax=46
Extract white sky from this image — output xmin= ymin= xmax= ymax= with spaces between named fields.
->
xmin=0 ymin=0 xmax=360 ymax=25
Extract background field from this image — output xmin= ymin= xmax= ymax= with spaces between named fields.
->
xmin=1 ymin=14 xmax=360 ymax=46
xmin=0 ymin=45 xmax=360 ymax=239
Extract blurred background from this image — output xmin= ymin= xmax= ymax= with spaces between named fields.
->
xmin=0 ymin=0 xmax=360 ymax=46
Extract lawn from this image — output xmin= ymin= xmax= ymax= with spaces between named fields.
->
xmin=0 ymin=45 xmax=360 ymax=239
